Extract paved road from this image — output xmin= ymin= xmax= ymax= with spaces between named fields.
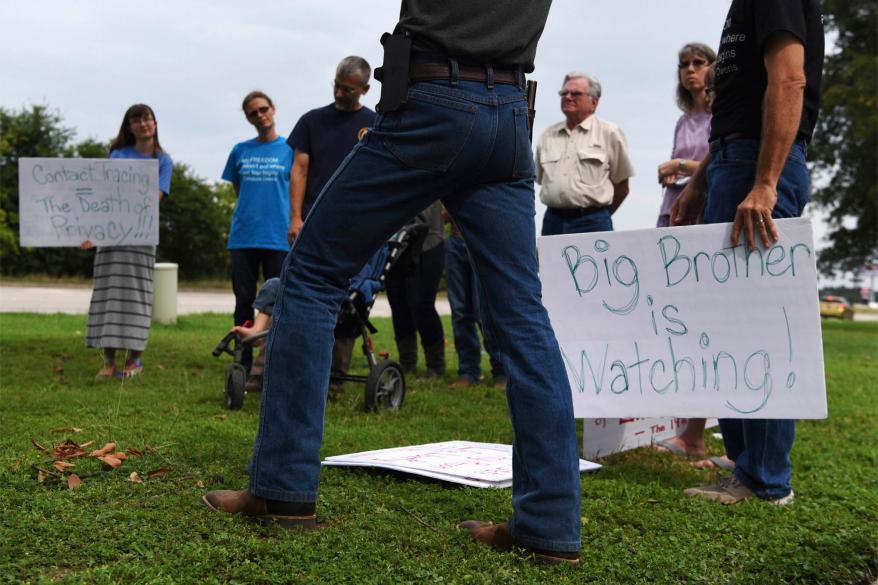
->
xmin=0 ymin=284 xmax=450 ymax=318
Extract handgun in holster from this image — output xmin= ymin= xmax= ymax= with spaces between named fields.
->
xmin=374 ymin=32 xmax=412 ymax=113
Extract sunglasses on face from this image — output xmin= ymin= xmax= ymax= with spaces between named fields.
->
xmin=246 ymin=106 xmax=271 ymax=119
xmin=679 ymin=58 xmax=709 ymax=70
xmin=558 ymin=90 xmax=586 ymax=98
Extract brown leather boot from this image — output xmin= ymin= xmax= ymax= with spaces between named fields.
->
xmin=457 ymin=520 xmax=580 ymax=566
xmin=202 ymin=489 xmax=317 ymax=529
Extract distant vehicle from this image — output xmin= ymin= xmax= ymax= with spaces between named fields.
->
xmin=820 ymin=295 xmax=854 ymax=320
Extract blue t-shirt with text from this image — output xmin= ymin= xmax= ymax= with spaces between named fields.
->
xmin=110 ymin=146 xmax=173 ymax=196
xmin=222 ymin=137 xmax=293 ymax=251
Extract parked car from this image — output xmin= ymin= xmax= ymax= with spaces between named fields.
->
xmin=820 ymin=295 xmax=854 ymax=320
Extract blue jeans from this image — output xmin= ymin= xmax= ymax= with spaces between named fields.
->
xmin=704 ymin=139 xmax=808 ymax=499
xmin=250 ymin=79 xmax=581 ymax=552
xmin=541 ymin=206 xmax=613 ymax=236
xmin=445 ymin=235 xmax=506 ymax=381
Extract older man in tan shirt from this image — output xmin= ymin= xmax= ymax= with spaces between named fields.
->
xmin=536 ymin=72 xmax=635 ymax=235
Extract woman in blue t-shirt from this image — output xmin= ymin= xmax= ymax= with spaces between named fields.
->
xmin=222 ymin=91 xmax=293 ymax=380
xmin=84 ymin=104 xmax=172 ymax=380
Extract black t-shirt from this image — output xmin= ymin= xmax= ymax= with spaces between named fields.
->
xmin=710 ymin=0 xmax=824 ymax=142
xmin=394 ymin=0 xmax=552 ymax=72
xmin=287 ymin=104 xmax=376 ymax=209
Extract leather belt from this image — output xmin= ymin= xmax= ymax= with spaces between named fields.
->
xmin=709 ymin=132 xmax=759 ymax=154
xmin=547 ymin=206 xmax=609 ymax=218
xmin=409 ymin=63 xmax=520 ymax=85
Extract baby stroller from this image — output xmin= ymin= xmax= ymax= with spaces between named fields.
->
xmin=212 ymin=221 xmax=428 ymax=412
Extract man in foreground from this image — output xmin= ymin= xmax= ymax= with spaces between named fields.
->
xmin=204 ymin=0 xmax=581 ymax=566
xmin=672 ymin=0 xmax=824 ymax=504
xmin=536 ymin=72 xmax=634 ymax=236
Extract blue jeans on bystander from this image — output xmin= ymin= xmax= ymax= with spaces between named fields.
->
xmin=445 ymin=235 xmax=505 ymax=382
xmin=704 ymin=138 xmax=809 ymax=500
xmin=249 ymin=78 xmax=581 ymax=552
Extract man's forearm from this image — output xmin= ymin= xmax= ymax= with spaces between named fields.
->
xmin=689 ymin=153 xmax=711 ymax=194
xmin=609 ymin=180 xmax=629 ymax=214
xmin=755 ymin=78 xmax=803 ymax=190
xmin=289 ymin=169 xmax=306 ymax=220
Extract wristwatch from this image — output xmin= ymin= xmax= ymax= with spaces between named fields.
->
xmin=678 ymin=159 xmax=686 ymax=171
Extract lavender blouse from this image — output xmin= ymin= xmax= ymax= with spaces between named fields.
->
xmin=657 ymin=111 xmax=711 ymax=227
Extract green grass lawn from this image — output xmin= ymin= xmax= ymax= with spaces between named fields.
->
xmin=1 ymin=314 xmax=875 ymax=584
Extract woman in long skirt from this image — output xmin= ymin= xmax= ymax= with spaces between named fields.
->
xmin=84 ymin=104 xmax=172 ymax=380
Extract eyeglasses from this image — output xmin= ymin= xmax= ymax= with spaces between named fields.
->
xmin=333 ymin=81 xmax=363 ymax=95
xmin=246 ymin=106 xmax=271 ymax=119
xmin=558 ymin=90 xmax=586 ymax=98
xmin=678 ymin=58 xmax=709 ymax=70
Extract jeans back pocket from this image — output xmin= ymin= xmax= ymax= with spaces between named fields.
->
xmin=381 ymin=90 xmax=477 ymax=173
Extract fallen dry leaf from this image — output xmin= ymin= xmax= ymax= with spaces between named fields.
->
xmin=145 ymin=445 xmax=158 ymax=454
xmin=214 ymin=414 xmax=228 ymax=421
xmin=127 ymin=448 xmax=143 ymax=458
xmin=54 ymin=439 xmax=87 ymax=460
xmin=196 ymin=480 xmax=205 ymax=488
xmin=51 ymin=427 xmax=82 ymax=434
xmin=98 ymin=455 xmax=123 ymax=469
xmin=37 ymin=470 xmax=46 ymax=483
xmin=112 ymin=452 xmax=128 ymax=460
xmin=67 ymin=475 xmax=82 ymax=490
xmin=128 ymin=472 xmax=143 ymax=484
xmin=147 ymin=467 xmax=172 ymax=479
xmin=89 ymin=443 xmax=117 ymax=457
xmin=79 ymin=440 xmax=94 ymax=449
xmin=32 ymin=440 xmax=50 ymax=454
xmin=53 ymin=461 xmax=75 ymax=473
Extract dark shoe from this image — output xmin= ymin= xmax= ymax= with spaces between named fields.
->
xmin=450 ymin=376 xmax=475 ymax=388
xmin=423 ymin=340 xmax=446 ymax=377
xmin=202 ymin=489 xmax=317 ymax=529
xmin=327 ymin=383 xmax=344 ymax=402
xmin=457 ymin=520 xmax=580 ymax=566
xmin=244 ymin=374 xmax=263 ymax=392
xmin=395 ymin=335 xmax=418 ymax=373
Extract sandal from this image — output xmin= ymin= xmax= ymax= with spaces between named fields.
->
xmin=95 ymin=362 xmax=117 ymax=382
xmin=115 ymin=359 xmax=144 ymax=379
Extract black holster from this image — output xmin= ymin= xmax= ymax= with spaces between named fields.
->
xmin=374 ymin=32 xmax=412 ymax=113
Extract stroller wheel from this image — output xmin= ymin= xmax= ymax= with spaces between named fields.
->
xmin=365 ymin=359 xmax=405 ymax=412
xmin=225 ymin=364 xmax=247 ymax=410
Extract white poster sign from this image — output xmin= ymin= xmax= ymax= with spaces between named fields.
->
xmin=18 ymin=157 xmax=159 ymax=247
xmin=323 ymin=441 xmax=601 ymax=489
xmin=538 ymin=218 xmax=826 ymax=419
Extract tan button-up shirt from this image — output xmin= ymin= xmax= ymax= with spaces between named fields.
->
xmin=536 ymin=115 xmax=635 ymax=209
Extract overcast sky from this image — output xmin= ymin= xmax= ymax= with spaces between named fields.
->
xmin=3 ymin=0 xmax=837 ymax=272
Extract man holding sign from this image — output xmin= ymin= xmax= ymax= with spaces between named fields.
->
xmin=672 ymin=0 xmax=824 ymax=504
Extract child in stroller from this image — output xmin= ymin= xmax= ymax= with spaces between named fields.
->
xmin=213 ymin=221 xmax=427 ymax=411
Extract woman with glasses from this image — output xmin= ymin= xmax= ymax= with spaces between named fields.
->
xmin=656 ymin=42 xmax=716 ymax=228
xmin=653 ymin=43 xmax=732 ymax=469
xmin=222 ymin=91 xmax=294 ymax=384
xmin=85 ymin=104 xmax=172 ymax=380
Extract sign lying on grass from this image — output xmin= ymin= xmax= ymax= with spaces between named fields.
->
xmin=322 ymin=441 xmax=601 ymax=489
xmin=538 ymin=218 xmax=826 ymax=419
xmin=18 ymin=157 xmax=159 ymax=247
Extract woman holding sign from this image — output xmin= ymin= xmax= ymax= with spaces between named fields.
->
xmin=84 ymin=104 xmax=172 ymax=380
